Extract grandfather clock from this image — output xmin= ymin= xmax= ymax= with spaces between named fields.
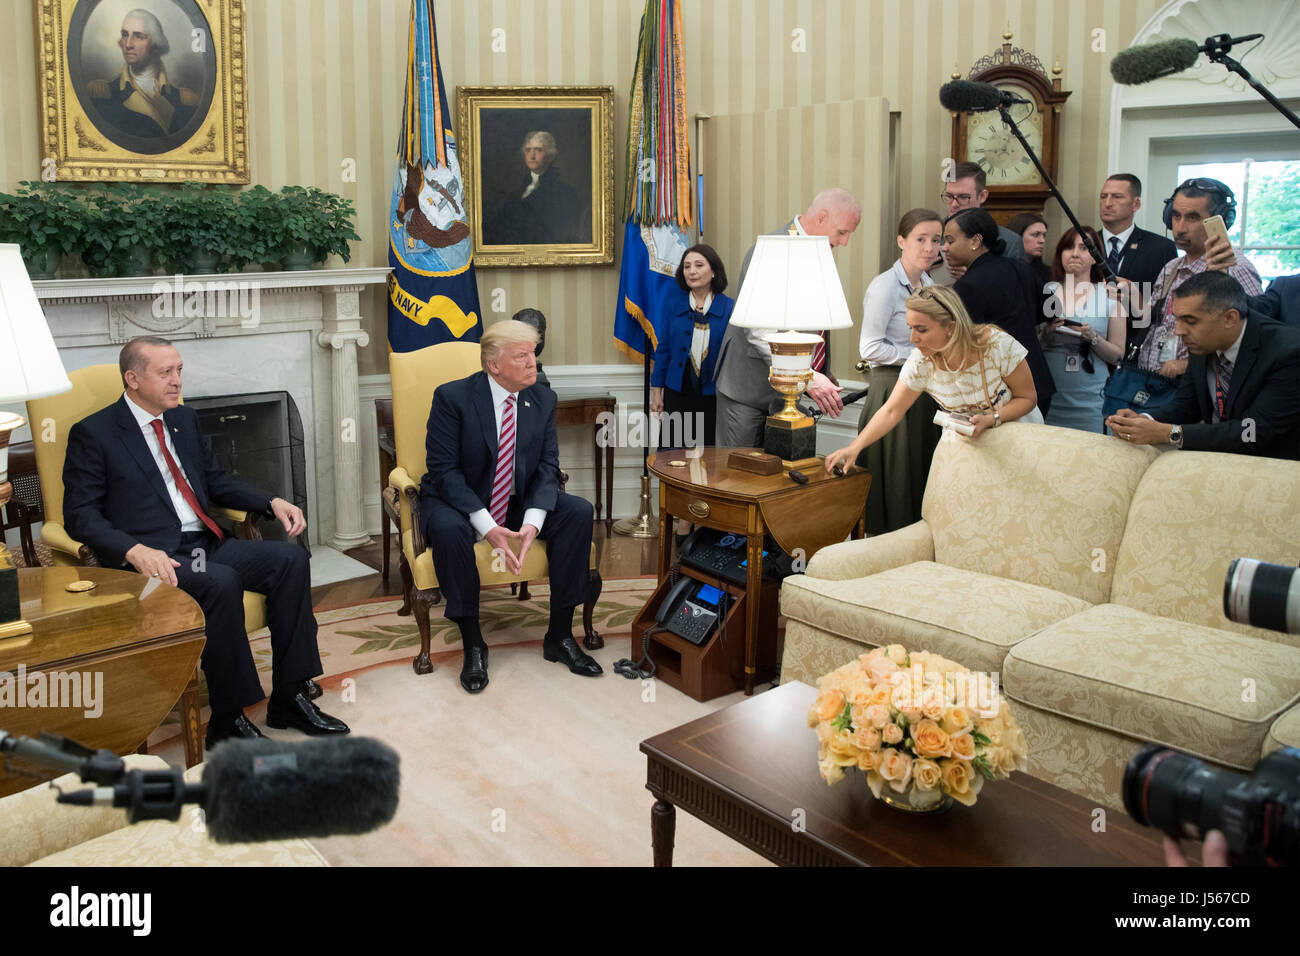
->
xmin=948 ymin=31 xmax=1071 ymax=223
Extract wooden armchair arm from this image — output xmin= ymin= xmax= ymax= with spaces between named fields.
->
xmin=388 ymin=467 xmax=426 ymax=556
xmin=41 ymin=521 xmax=99 ymax=566
xmin=210 ymin=506 xmax=263 ymax=541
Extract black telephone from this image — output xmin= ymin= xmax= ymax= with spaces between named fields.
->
xmin=654 ymin=576 xmax=726 ymax=645
xmin=677 ymin=527 xmax=793 ymax=585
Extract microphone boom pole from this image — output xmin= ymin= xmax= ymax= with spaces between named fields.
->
xmin=1203 ymin=38 xmax=1300 ymax=132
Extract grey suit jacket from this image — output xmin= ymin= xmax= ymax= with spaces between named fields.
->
xmin=712 ymin=220 xmax=796 ymax=413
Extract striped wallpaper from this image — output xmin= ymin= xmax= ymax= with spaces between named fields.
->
xmin=1 ymin=0 xmax=1166 ymax=377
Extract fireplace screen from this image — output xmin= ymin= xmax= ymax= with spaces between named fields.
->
xmin=186 ymin=391 xmax=310 ymax=551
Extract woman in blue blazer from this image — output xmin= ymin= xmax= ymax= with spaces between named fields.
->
xmin=650 ymin=243 xmax=734 ymax=450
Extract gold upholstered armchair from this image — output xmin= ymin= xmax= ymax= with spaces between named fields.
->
xmin=26 ymin=364 xmax=276 ymax=767
xmin=385 ymin=342 xmax=603 ymax=675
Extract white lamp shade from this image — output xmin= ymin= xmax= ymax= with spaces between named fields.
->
xmin=729 ymin=235 xmax=853 ymax=331
xmin=0 ymin=243 xmax=71 ymax=403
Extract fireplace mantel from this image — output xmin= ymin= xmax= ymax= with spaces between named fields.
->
xmin=34 ymin=267 xmax=390 ymax=550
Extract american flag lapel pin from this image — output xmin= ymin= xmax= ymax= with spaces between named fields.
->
xmin=523 ymin=400 xmax=530 ymax=407
xmin=1130 ymin=243 xmax=1139 ymax=250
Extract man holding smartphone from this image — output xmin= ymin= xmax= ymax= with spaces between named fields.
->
xmin=1115 ymin=179 xmax=1262 ymax=417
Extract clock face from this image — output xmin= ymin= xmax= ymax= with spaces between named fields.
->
xmin=965 ymin=84 xmax=1044 ymax=186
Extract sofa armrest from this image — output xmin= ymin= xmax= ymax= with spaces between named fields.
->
xmin=0 ymin=754 xmax=169 ymax=867
xmin=804 ymin=519 xmax=935 ymax=581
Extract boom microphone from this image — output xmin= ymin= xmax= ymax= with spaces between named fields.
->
xmin=1110 ymin=34 xmax=1264 ymax=85
xmin=938 ymin=80 xmax=1030 ymax=113
xmin=201 ymin=737 xmax=401 ymax=843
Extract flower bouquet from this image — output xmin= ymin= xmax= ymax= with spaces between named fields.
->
xmin=807 ymin=644 xmax=1027 ymax=812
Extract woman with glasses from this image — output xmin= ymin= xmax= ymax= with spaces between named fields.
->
xmin=856 ymin=208 xmax=943 ymax=534
xmin=943 ymin=208 xmax=1055 ymax=416
xmin=1040 ymin=226 xmax=1125 ymax=432
xmin=825 ymin=286 xmax=1041 ymax=475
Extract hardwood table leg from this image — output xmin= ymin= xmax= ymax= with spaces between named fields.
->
xmin=657 ymin=488 xmax=672 ymax=581
xmin=180 ymin=670 xmax=203 ymax=769
xmin=605 ymin=438 xmax=614 ymax=532
xmin=651 ymin=798 xmax=676 ymax=866
xmin=744 ymin=531 xmax=763 ymax=696
xmin=592 ymin=421 xmax=602 ymax=526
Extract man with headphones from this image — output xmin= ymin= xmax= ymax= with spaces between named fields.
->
xmin=1112 ymin=178 xmax=1263 ymax=417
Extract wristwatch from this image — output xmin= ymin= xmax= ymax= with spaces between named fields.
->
xmin=992 ymin=411 xmax=1002 ymax=427
xmin=1168 ymin=425 xmax=1183 ymax=449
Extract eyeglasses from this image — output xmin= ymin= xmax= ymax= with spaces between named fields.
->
xmin=940 ymin=192 xmax=975 ymax=206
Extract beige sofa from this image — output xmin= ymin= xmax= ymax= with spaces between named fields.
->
xmin=0 ymin=754 xmax=328 ymax=866
xmin=780 ymin=423 xmax=1300 ymax=809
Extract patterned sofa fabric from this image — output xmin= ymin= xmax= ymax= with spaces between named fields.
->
xmin=921 ymin=424 xmax=1157 ymax=606
xmin=803 ymin=519 xmax=935 ymax=582
xmin=1004 ymin=603 xmax=1300 ymax=771
xmin=1266 ymin=706 xmax=1300 ymax=756
xmin=780 ymin=560 xmax=1091 ymax=675
xmin=1110 ymin=450 xmax=1300 ymax=649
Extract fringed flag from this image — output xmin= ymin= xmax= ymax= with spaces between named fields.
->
xmin=386 ymin=0 xmax=482 ymax=351
xmin=613 ymin=0 xmax=693 ymax=360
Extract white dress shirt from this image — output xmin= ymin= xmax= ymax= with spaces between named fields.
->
xmin=468 ymin=375 xmax=548 ymax=538
xmin=123 ymin=392 xmax=204 ymax=532
xmin=859 ymin=259 xmax=933 ymax=367
xmin=521 ymin=172 xmax=541 ymax=199
xmin=1206 ymin=320 xmax=1247 ymax=412
xmin=1101 ymin=223 xmax=1136 ymax=269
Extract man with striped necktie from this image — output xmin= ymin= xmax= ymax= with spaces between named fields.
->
xmin=420 ymin=320 xmax=600 ymax=694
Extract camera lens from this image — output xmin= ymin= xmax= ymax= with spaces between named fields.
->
xmin=1122 ymin=745 xmax=1234 ymax=841
xmin=1224 ymin=558 xmax=1300 ymax=634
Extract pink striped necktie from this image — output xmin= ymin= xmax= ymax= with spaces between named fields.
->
xmin=811 ymin=333 xmax=827 ymax=372
xmin=489 ymin=394 xmax=516 ymax=526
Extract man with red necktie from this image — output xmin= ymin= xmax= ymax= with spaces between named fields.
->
xmin=420 ymin=320 xmax=599 ymax=694
xmin=63 ymin=336 xmax=348 ymax=748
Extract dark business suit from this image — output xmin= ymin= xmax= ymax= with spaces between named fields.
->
xmin=1112 ymin=226 xmax=1177 ymax=287
xmin=483 ymin=168 xmax=581 ymax=245
xmin=1158 ymin=317 xmax=1300 ymax=460
xmin=419 ymin=371 xmax=592 ymax=619
xmin=1250 ymin=274 xmax=1300 ymax=329
xmin=954 ymin=252 xmax=1056 ymax=415
xmin=63 ymin=398 xmax=321 ymax=713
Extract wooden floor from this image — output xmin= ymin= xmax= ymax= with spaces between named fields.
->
xmin=311 ymin=521 xmax=662 ymax=608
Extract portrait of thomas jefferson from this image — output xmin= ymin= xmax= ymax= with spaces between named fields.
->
xmin=71 ymin=1 xmax=213 ymax=154
xmin=483 ymin=130 xmax=584 ymax=246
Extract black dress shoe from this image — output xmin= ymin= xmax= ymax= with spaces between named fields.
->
xmin=266 ymin=692 xmax=350 ymax=736
xmin=543 ymin=635 xmax=603 ymax=676
xmin=304 ymin=678 xmax=323 ymax=700
xmin=460 ymin=645 xmax=489 ymax=694
xmin=205 ymin=714 xmax=265 ymax=749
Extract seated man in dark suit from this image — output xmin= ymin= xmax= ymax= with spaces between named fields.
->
xmin=420 ymin=320 xmax=600 ymax=694
xmin=1106 ymin=272 xmax=1300 ymax=460
xmin=63 ymin=336 xmax=348 ymax=747
xmin=1249 ymin=273 xmax=1300 ymax=329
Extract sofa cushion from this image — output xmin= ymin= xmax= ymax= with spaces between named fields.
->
xmin=1004 ymin=603 xmax=1300 ymax=771
xmin=779 ymin=560 xmax=1090 ymax=674
xmin=1265 ymin=706 xmax=1300 ymax=757
xmin=921 ymin=424 xmax=1156 ymax=605
xmin=1111 ymin=450 xmax=1300 ymax=648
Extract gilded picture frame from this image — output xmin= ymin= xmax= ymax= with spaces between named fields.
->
xmin=36 ymin=0 xmax=249 ymax=182
xmin=458 ymin=85 xmax=614 ymax=267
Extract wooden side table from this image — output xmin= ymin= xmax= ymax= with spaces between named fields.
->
xmin=552 ymin=390 xmax=615 ymax=530
xmin=0 ymin=567 xmax=206 ymax=796
xmin=646 ymin=448 xmax=869 ymax=696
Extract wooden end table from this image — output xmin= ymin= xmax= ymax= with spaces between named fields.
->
xmin=649 ymin=447 xmax=869 ymax=695
xmin=0 ymin=567 xmax=205 ymax=796
xmin=552 ymin=389 xmax=616 ymax=530
xmin=641 ymin=681 xmax=1177 ymax=866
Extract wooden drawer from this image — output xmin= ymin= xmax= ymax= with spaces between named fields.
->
xmin=662 ymin=484 xmax=751 ymax=533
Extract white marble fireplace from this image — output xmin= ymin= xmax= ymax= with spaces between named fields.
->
xmin=31 ymin=268 xmax=390 ymax=551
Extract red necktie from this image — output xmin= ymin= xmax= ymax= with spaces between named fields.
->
xmin=149 ymin=419 xmax=224 ymax=542
xmin=811 ymin=332 xmax=827 ymax=373
xmin=488 ymin=395 xmax=516 ymax=526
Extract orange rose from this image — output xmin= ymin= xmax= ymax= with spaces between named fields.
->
xmin=949 ymin=732 xmax=976 ymax=761
xmin=826 ymin=731 xmax=860 ymax=765
xmin=869 ymin=684 xmax=893 ymax=708
xmin=975 ymin=716 xmax=1003 ymax=745
xmin=911 ymin=719 xmax=953 ymax=759
xmin=912 ymin=758 xmax=942 ymax=791
xmin=816 ymin=722 xmax=832 ymax=744
xmin=941 ymin=706 xmax=974 ymax=736
xmin=816 ymin=689 xmax=846 ymax=722
xmin=858 ymin=749 xmax=883 ymax=772
xmin=865 ymin=654 xmax=901 ymax=681
xmin=877 ymin=748 xmax=914 ymax=793
xmin=940 ymin=758 xmax=984 ymax=806
xmin=854 ymin=726 xmax=882 ymax=751
xmin=991 ymin=746 xmax=1017 ymax=775
xmin=882 ymin=722 xmax=904 ymax=745
xmin=863 ymin=704 xmax=890 ymax=729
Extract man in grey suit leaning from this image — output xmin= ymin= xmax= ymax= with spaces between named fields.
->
xmin=712 ymin=187 xmax=861 ymax=448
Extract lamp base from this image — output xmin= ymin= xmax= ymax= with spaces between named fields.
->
xmin=0 ymin=543 xmax=30 ymax=640
xmin=763 ymin=414 xmax=817 ymax=462
xmin=613 ymin=473 xmax=659 ymax=539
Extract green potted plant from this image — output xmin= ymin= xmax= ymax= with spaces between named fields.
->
xmin=159 ymin=183 xmax=236 ymax=274
xmin=229 ymin=185 xmax=284 ymax=271
xmin=0 ymin=182 xmax=84 ymax=279
xmin=79 ymin=188 xmax=124 ymax=278
xmin=276 ymin=185 xmax=360 ymax=269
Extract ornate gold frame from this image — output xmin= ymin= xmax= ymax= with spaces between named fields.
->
xmin=457 ymin=85 xmax=614 ymax=267
xmin=35 ymin=0 xmax=249 ymax=182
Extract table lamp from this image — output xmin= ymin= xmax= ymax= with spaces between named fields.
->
xmin=0 ymin=243 xmax=72 ymax=638
xmin=728 ymin=235 xmax=853 ymax=463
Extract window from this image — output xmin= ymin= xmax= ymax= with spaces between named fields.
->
xmin=1176 ymin=159 xmax=1300 ymax=286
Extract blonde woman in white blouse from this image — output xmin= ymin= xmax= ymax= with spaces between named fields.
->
xmin=825 ymin=286 xmax=1040 ymax=474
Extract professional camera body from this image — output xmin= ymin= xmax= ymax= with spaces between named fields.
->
xmin=1123 ymin=745 xmax=1299 ymax=866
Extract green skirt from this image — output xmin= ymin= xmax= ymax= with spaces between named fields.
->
xmin=854 ymin=364 xmax=941 ymax=535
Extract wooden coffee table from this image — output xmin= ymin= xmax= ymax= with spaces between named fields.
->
xmin=641 ymin=680 xmax=1176 ymax=866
